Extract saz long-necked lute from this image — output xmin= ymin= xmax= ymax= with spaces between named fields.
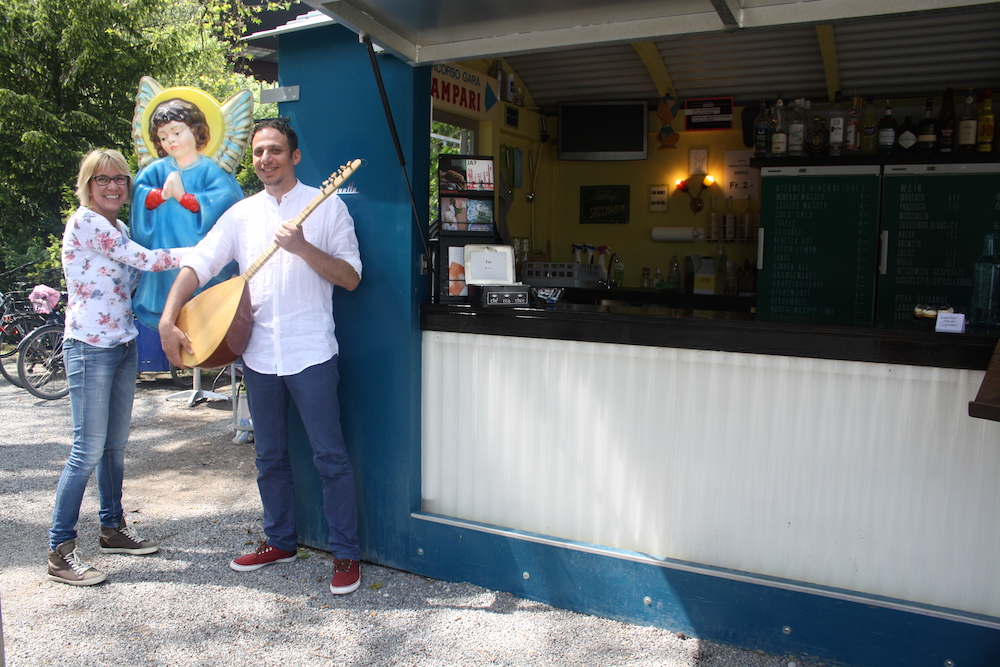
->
xmin=174 ymin=159 xmax=363 ymax=369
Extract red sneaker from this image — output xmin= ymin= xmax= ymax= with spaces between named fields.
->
xmin=229 ymin=541 xmax=297 ymax=572
xmin=329 ymin=558 xmax=360 ymax=594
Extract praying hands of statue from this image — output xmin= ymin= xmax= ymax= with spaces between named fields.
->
xmin=161 ymin=170 xmax=187 ymax=201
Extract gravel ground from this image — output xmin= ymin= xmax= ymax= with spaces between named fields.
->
xmin=0 ymin=372 xmax=819 ymax=667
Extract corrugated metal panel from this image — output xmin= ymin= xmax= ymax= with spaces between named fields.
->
xmin=836 ymin=7 xmax=1000 ymax=99
xmin=502 ymin=5 xmax=1000 ymax=112
xmin=656 ymin=25 xmax=828 ymax=104
xmin=505 ymin=43 xmax=660 ymax=110
xmin=422 ymin=331 xmax=1000 ymax=618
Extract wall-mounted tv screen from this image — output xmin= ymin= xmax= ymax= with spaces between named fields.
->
xmin=557 ymin=101 xmax=648 ymax=161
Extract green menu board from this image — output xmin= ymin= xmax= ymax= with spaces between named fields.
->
xmin=878 ymin=164 xmax=1000 ymax=324
xmin=757 ymin=166 xmax=881 ymax=326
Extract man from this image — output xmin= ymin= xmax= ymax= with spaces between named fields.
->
xmin=159 ymin=120 xmax=363 ymax=595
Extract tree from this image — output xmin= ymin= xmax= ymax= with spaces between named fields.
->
xmin=0 ymin=0 xmax=179 ymax=261
xmin=0 ymin=0 xmax=282 ymax=276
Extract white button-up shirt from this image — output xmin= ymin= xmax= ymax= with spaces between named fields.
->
xmin=182 ymin=180 xmax=362 ymax=376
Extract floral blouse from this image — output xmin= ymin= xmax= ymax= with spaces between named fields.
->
xmin=62 ymin=206 xmax=183 ymax=348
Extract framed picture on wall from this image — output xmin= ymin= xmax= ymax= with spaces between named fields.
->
xmin=579 ymin=185 xmax=630 ymax=224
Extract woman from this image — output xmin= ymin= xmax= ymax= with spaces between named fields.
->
xmin=47 ymin=149 xmax=185 ymax=586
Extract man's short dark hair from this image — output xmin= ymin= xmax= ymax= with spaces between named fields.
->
xmin=252 ymin=119 xmax=298 ymax=153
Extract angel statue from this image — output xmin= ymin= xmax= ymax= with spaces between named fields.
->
xmin=130 ymin=76 xmax=253 ymax=329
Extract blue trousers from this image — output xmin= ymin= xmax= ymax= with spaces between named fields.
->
xmin=50 ymin=339 xmax=137 ymax=550
xmin=242 ymin=356 xmax=360 ymax=560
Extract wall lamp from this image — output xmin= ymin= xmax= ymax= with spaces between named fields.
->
xmin=675 ymin=174 xmax=715 ymax=213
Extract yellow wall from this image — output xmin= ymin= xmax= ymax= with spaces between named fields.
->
xmin=445 ymin=60 xmax=757 ymax=287
xmin=516 ymin=110 xmax=756 ymax=287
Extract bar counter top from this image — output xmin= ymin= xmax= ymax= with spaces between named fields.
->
xmin=420 ymin=302 xmax=999 ymax=371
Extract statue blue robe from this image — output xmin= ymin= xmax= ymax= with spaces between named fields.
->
xmin=131 ymin=155 xmax=242 ymax=329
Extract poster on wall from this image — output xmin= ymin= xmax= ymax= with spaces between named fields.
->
xmin=580 ymin=185 xmax=630 ymax=224
xmin=723 ymin=150 xmax=759 ymax=200
xmin=439 ymin=155 xmax=496 ymax=234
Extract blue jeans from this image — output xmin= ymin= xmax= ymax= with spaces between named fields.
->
xmin=243 ymin=356 xmax=360 ymax=560
xmin=49 ymin=338 xmax=138 ymax=550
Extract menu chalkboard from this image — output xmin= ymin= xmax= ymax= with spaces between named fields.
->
xmin=757 ymin=166 xmax=881 ymax=326
xmin=878 ymin=164 xmax=1000 ymax=324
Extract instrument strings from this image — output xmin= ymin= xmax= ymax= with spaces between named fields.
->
xmin=241 ymin=164 xmax=352 ymax=283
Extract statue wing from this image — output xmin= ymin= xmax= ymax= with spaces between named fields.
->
xmin=211 ymin=89 xmax=254 ymax=175
xmin=132 ymin=76 xmax=164 ymax=169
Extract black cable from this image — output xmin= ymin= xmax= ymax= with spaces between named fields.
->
xmin=362 ymin=34 xmax=430 ymax=259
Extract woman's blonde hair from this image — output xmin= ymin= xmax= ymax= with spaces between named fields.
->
xmin=75 ymin=149 xmax=132 ymax=208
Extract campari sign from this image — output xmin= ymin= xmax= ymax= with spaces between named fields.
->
xmin=431 ymin=62 xmax=499 ymax=122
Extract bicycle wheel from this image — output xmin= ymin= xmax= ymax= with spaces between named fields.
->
xmin=1 ymin=316 xmax=44 ymax=387
xmin=17 ymin=323 xmax=68 ymax=400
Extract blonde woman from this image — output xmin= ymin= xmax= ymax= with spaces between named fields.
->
xmin=47 ymin=149 xmax=184 ymax=586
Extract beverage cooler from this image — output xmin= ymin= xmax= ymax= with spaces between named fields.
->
xmin=757 ymin=162 xmax=1000 ymax=327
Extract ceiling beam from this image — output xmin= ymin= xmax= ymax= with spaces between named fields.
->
xmin=709 ymin=0 xmax=741 ymax=27
xmin=814 ymin=24 xmax=841 ymax=104
xmin=632 ymin=42 xmax=676 ymax=99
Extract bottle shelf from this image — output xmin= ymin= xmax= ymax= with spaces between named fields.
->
xmin=750 ymin=152 xmax=1000 ymax=168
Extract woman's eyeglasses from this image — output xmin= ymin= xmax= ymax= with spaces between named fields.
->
xmin=91 ymin=175 xmax=130 ymax=186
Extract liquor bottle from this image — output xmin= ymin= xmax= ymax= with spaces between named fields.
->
xmin=666 ymin=256 xmax=680 ymax=289
xmin=917 ymin=98 xmax=938 ymax=152
xmin=844 ymin=93 xmax=861 ymax=154
xmin=707 ymin=195 xmax=720 ymax=242
xmin=937 ymin=86 xmax=956 ymax=152
xmin=753 ymin=97 xmax=772 ymax=157
xmin=860 ymin=96 xmax=878 ymax=155
xmin=723 ymin=196 xmax=736 ymax=241
xmin=977 ymin=89 xmax=994 ymax=152
xmin=715 ymin=245 xmax=727 ymax=294
xmin=970 ymin=233 xmax=1000 ymax=326
xmin=741 ymin=195 xmax=754 ymax=241
xmin=827 ymin=91 xmax=846 ymax=156
xmin=653 ymin=266 xmax=665 ymax=289
xmin=877 ymin=101 xmax=897 ymax=155
xmin=805 ymin=115 xmax=829 ymax=156
xmin=787 ymin=98 xmax=806 ymax=157
xmin=957 ymin=88 xmax=978 ymax=152
xmin=895 ymin=115 xmax=918 ymax=154
xmin=770 ymin=99 xmax=788 ymax=157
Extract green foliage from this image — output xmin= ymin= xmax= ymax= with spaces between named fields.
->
xmin=0 ymin=0 xmax=286 ymax=273
xmin=0 ymin=0 xmax=175 ymax=264
xmin=429 ymin=121 xmax=465 ymax=223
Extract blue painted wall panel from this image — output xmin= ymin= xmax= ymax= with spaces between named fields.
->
xmin=409 ymin=517 xmax=1000 ymax=667
xmin=275 ymin=24 xmax=428 ymax=564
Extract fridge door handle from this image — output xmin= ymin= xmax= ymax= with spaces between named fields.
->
xmin=879 ymin=230 xmax=889 ymax=275
xmin=757 ymin=228 xmax=765 ymax=271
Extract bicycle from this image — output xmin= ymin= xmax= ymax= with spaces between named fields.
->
xmin=16 ymin=287 xmax=68 ymax=400
xmin=0 ymin=263 xmax=47 ymax=387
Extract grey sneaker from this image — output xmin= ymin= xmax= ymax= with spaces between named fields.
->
xmin=47 ymin=539 xmax=107 ymax=586
xmin=100 ymin=519 xmax=159 ymax=555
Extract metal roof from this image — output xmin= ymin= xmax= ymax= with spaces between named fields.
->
xmin=247 ymin=1 xmax=1000 ymax=112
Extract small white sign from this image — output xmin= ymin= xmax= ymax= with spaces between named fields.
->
xmin=649 ymin=184 xmax=669 ymax=212
xmin=464 ymin=245 xmax=516 ymax=285
xmin=935 ymin=312 xmax=966 ymax=333
xmin=724 ymin=149 xmax=758 ymax=201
